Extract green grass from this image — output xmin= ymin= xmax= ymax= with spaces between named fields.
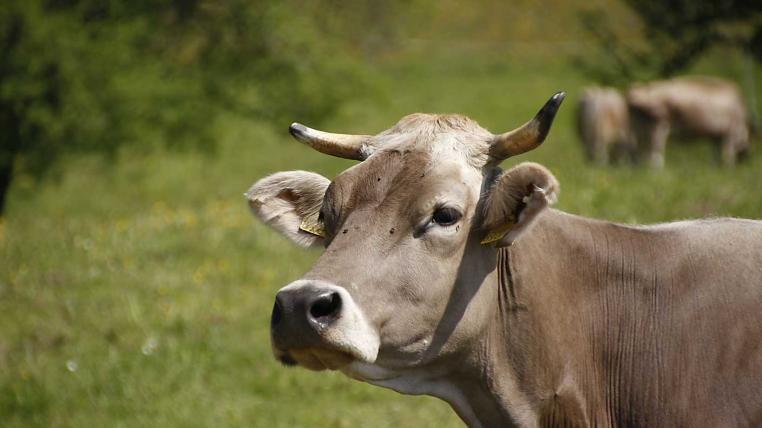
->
xmin=2 ymin=49 xmax=761 ymax=427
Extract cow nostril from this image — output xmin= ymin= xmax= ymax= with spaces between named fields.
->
xmin=309 ymin=292 xmax=342 ymax=321
xmin=271 ymin=300 xmax=282 ymax=326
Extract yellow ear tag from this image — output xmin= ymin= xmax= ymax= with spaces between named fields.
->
xmin=299 ymin=218 xmax=326 ymax=237
xmin=480 ymin=221 xmax=515 ymax=245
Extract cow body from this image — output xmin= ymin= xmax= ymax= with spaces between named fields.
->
xmin=626 ymin=76 xmax=751 ymax=167
xmin=246 ymin=94 xmax=762 ymax=427
xmin=342 ymin=209 xmax=762 ymax=427
xmin=576 ymin=87 xmax=634 ymax=164
xmin=464 ymin=211 xmax=762 ymax=426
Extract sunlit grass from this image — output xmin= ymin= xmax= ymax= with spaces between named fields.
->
xmin=2 ymin=51 xmax=761 ymax=427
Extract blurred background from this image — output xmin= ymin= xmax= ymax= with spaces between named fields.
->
xmin=1 ymin=0 xmax=760 ymax=426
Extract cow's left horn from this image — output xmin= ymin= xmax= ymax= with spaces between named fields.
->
xmin=489 ymin=92 xmax=566 ymax=161
xmin=289 ymin=123 xmax=373 ymax=161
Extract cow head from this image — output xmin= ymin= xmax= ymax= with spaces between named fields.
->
xmin=626 ymin=82 xmax=668 ymax=120
xmin=246 ymin=93 xmax=564 ymax=382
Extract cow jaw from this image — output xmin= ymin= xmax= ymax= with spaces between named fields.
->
xmin=271 ymin=280 xmax=380 ymax=371
xmin=287 ymin=348 xmax=355 ymax=371
xmin=341 ymin=362 xmax=484 ymax=428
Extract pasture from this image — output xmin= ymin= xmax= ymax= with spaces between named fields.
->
xmin=2 ymin=49 xmax=761 ymax=427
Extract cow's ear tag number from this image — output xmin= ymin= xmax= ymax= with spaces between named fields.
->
xmin=299 ymin=217 xmax=326 ymax=237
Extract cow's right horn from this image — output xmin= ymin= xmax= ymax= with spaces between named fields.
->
xmin=489 ymin=92 xmax=566 ymax=162
xmin=289 ymin=123 xmax=374 ymax=161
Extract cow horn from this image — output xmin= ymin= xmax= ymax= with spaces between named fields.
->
xmin=289 ymin=123 xmax=373 ymax=161
xmin=489 ymin=91 xmax=566 ymax=161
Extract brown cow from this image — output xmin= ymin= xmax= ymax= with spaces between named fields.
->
xmin=246 ymin=93 xmax=762 ymax=427
xmin=576 ymin=86 xmax=635 ymax=164
xmin=626 ymin=76 xmax=751 ymax=167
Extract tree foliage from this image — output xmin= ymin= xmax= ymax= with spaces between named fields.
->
xmin=576 ymin=0 xmax=762 ymax=85
xmin=627 ymin=0 xmax=762 ymax=74
xmin=0 ymin=0 xmax=368 ymax=213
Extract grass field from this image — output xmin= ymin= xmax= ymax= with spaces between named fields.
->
xmin=2 ymin=48 xmax=761 ymax=427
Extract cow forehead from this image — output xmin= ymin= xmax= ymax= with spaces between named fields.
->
xmin=372 ymin=113 xmax=494 ymax=168
xmin=329 ymin=149 xmax=480 ymax=216
xmin=323 ymin=114 xmax=492 ymax=216
xmin=381 ymin=113 xmax=491 ymax=137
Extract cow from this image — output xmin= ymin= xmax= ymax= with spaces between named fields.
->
xmin=576 ymin=86 xmax=635 ymax=165
xmin=626 ymin=76 xmax=751 ymax=167
xmin=246 ymin=93 xmax=762 ymax=427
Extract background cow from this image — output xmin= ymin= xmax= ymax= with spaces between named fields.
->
xmin=247 ymin=94 xmax=762 ymax=427
xmin=626 ymin=76 xmax=751 ymax=167
xmin=576 ymin=86 xmax=635 ymax=165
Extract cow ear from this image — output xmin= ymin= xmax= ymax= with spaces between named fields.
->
xmin=481 ymin=162 xmax=559 ymax=247
xmin=245 ymin=171 xmax=330 ymax=248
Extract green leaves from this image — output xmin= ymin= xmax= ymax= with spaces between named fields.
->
xmin=576 ymin=0 xmax=762 ymax=85
xmin=0 ymin=0 xmax=370 ymax=212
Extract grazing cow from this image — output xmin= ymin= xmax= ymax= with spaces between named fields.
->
xmin=246 ymin=93 xmax=762 ymax=427
xmin=576 ymin=86 xmax=635 ymax=164
xmin=626 ymin=76 xmax=751 ymax=167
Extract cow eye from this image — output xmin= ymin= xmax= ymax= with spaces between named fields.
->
xmin=432 ymin=207 xmax=461 ymax=226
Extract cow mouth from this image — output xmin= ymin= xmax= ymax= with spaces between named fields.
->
xmin=269 ymin=280 xmax=381 ymax=369
xmin=277 ymin=347 xmax=355 ymax=371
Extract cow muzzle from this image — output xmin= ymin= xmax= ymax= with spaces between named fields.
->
xmin=270 ymin=280 xmax=380 ymax=370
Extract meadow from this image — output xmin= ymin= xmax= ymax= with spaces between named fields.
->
xmin=2 ymin=48 xmax=761 ymax=427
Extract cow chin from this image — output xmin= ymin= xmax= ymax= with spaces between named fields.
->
xmin=280 ymin=347 xmax=356 ymax=371
xmin=273 ymin=330 xmax=379 ymax=370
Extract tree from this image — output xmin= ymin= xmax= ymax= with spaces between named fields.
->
xmin=0 ymin=0 xmax=366 ymax=214
xmin=626 ymin=0 xmax=762 ymax=75
xmin=576 ymin=0 xmax=762 ymax=85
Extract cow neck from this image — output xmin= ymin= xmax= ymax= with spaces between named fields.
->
xmin=456 ymin=209 xmax=598 ymax=427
